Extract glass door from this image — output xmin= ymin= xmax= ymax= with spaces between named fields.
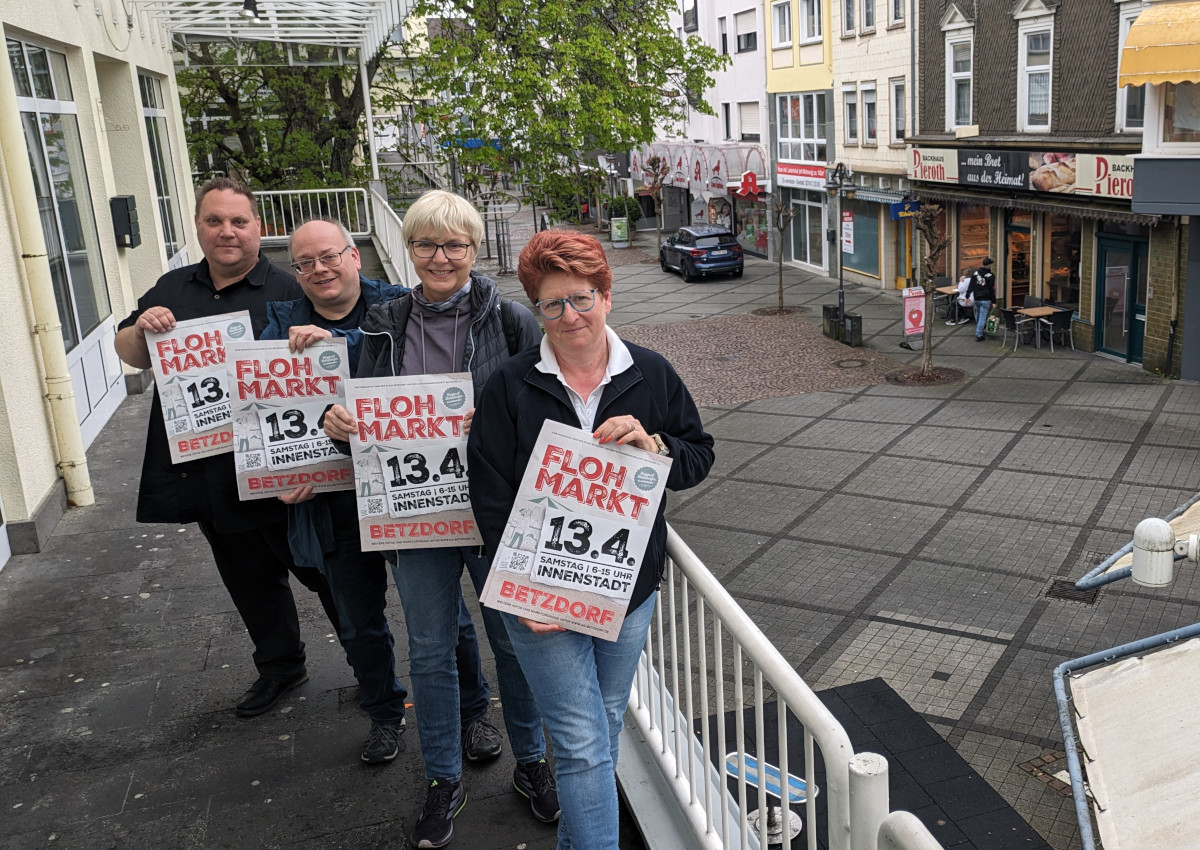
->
xmin=9 ymin=37 xmax=125 ymax=446
xmin=789 ymin=191 xmax=826 ymax=270
xmin=1096 ymin=237 xmax=1148 ymax=363
xmin=1005 ymin=210 xmax=1032 ymax=307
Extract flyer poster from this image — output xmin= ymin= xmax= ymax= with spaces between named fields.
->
xmin=346 ymin=373 xmax=481 ymax=550
xmin=225 ymin=338 xmax=353 ymax=500
xmin=480 ymin=420 xmax=672 ymax=640
xmin=147 ymin=311 xmax=250 ymax=464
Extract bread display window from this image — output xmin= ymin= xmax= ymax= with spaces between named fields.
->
xmin=957 ymin=204 xmax=989 ymax=272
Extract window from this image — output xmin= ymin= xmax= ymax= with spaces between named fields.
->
xmin=843 ymin=0 xmax=855 ymax=33
xmin=1019 ymin=28 xmax=1052 ymax=130
xmin=777 ymin=92 xmax=828 ymax=161
xmin=723 ymin=102 xmax=732 ymax=139
xmin=738 ymin=101 xmax=761 ymax=141
xmin=773 ymin=2 xmax=793 ymax=48
xmin=890 ymin=0 xmax=904 ymax=26
xmin=862 ymin=86 xmax=877 ymax=143
xmin=719 ymin=16 xmax=729 ymax=54
xmin=9 ymin=37 xmax=110 ymax=354
xmin=139 ymin=74 xmax=184 ymax=262
xmin=801 ymin=0 xmax=821 ymax=41
xmin=682 ymin=0 xmax=698 ymax=32
xmin=1118 ymin=9 xmax=1144 ymax=131
xmin=891 ymin=78 xmax=906 ymax=141
xmin=947 ymin=37 xmax=973 ymax=127
xmin=735 ymin=11 xmax=758 ymax=52
xmin=861 ymin=0 xmax=875 ymax=31
xmin=844 ymin=88 xmax=858 ymax=142
xmin=1163 ymin=82 xmax=1200 ymax=143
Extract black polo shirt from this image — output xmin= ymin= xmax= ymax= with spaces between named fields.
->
xmin=118 ymin=253 xmax=302 ymax=531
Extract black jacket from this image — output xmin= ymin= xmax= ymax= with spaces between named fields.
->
xmin=118 ymin=254 xmax=301 ymax=531
xmin=967 ymin=268 xmax=996 ymax=303
xmin=467 ymin=342 xmax=715 ymax=614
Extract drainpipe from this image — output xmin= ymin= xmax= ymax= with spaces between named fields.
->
xmin=1166 ymin=216 xmax=1182 ymax=373
xmin=0 ymin=53 xmax=94 ymax=507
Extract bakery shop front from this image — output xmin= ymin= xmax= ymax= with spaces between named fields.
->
xmin=908 ymin=145 xmax=1167 ymax=365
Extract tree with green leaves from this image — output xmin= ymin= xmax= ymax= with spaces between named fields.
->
xmin=176 ymin=40 xmax=400 ymax=190
xmin=399 ymin=0 xmax=727 ymax=203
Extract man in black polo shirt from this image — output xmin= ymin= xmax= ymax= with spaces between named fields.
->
xmin=114 ymin=177 xmax=339 ymax=717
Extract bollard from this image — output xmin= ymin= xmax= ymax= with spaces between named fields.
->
xmin=1132 ymin=517 xmax=1175 ymax=586
xmin=849 ymin=752 xmax=889 ymax=850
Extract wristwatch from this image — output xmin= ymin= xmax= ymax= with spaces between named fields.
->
xmin=652 ymin=433 xmax=670 ymax=456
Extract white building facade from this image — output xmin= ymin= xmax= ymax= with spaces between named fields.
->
xmin=0 ymin=2 xmax=195 ymax=565
xmin=831 ymin=0 xmax=918 ymax=290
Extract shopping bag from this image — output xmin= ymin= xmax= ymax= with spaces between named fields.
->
xmin=985 ymin=305 xmax=1000 ymax=334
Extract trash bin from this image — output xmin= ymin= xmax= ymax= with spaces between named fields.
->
xmin=844 ymin=313 xmax=863 ymax=347
xmin=822 ymin=305 xmax=843 ymax=341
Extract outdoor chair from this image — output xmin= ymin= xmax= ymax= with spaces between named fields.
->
xmin=1041 ymin=310 xmax=1075 ymax=352
xmin=1000 ymin=308 xmax=1035 ymax=352
xmin=1022 ymin=295 xmax=1043 ymax=309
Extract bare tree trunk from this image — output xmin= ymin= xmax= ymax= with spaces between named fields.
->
xmin=912 ymin=205 xmax=950 ymax=378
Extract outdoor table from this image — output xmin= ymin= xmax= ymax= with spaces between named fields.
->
xmin=1016 ymin=305 xmax=1064 ymax=348
xmin=935 ymin=285 xmax=958 ymax=320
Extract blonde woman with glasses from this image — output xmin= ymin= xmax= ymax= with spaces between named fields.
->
xmin=323 ymin=190 xmax=557 ymax=848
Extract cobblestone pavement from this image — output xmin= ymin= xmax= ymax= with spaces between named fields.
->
xmin=4 ymin=242 xmax=1199 ymax=849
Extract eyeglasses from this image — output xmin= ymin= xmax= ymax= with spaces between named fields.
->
xmin=535 ymin=289 xmax=597 ymax=320
xmin=291 ymin=245 xmax=353 ymax=275
xmin=409 ymin=239 xmax=473 ymax=260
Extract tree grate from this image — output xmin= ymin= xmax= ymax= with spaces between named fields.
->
xmin=1045 ymin=578 xmax=1100 ymax=605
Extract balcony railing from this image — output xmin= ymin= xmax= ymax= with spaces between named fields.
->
xmin=256 ymin=188 xmax=371 ymax=245
xmin=622 ymin=527 xmax=944 ymax=850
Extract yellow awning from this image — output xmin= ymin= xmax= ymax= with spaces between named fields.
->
xmin=1120 ymin=1 xmax=1200 ymax=86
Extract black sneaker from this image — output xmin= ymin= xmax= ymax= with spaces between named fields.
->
xmin=235 ymin=671 xmax=308 ymax=717
xmin=513 ymin=758 xmax=560 ymax=823
xmin=411 ymin=778 xmax=466 ymax=848
xmin=360 ymin=718 xmax=406 ymax=764
xmin=462 ymin=716 xmax=503 ymax=762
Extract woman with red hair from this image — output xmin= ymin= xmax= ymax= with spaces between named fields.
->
xmin=468 ymin=230 xmax=714 ymax=849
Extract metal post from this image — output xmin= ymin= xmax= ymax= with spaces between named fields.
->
xmin=838 ymin=190 xmax=846 ymax=325
xmin=849 ymin=752 xmax=889 ymax=850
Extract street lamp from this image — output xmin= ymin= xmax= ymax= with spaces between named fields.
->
xmin=825 ymin=162 xmax=857 ymax=338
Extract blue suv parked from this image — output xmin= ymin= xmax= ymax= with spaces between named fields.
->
xmin=659 ymin=225 xmax=744 ymax=282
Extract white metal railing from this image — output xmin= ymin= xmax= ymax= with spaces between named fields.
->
xmin=256 ymin=188 xmax=371 ymax=245
xmin=623 ymin=526 xmax=945 ymax=850
xmin=369 ymin=187 xmax=417 ymax=288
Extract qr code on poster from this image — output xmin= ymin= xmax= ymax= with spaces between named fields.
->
xmin=366 ymin=497 xmax=385 ymax=515
xmin=498 ymin=550 xmax=531 ymax=575
xmin=243 ymin=452 xmax=263 ymax=469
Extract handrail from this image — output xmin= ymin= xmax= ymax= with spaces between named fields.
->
xmin=878 ymin=812 xmax=945 ymax=850
xmin=255 ymin=188 xmax=371 ymax=245
xmin=369 ymin=187 xmax=417 ymax=288
xmin=627 ymin=526 xmax=860 ymax=850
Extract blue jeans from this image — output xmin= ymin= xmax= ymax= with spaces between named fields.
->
xmin=391 ymin=546 xmax=546 ymax=781
xmin=503 ymin=593 xmax=657 ymax=850
xmin=975 ymin=300 xmax=992 ymax=338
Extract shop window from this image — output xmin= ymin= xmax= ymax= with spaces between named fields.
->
xmin=957 ymin=204 xmax=989 ymax=273
xmin=1045 ymin=213 xmax=1081 ymax=309
xmin=843 ymin=198 xmax=881 ymax=278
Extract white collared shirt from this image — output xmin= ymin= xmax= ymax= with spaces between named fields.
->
xmin=536 ymin=325 xmax=634 ymax=430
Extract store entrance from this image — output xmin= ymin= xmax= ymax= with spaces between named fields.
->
xmin=1095 ymin=236 xmax=1148 ymax=363
xmin=1005 ymin=210 xmax=1032 ymax=307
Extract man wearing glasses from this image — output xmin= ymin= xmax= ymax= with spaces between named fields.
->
xmin=260 ymin=217 xmax=495 ymax=767
xmin=115 ymin=178 xmax=342 ymax=720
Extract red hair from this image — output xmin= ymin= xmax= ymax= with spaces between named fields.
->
xmin=517 ymin=230 xmax=612 ymax=302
